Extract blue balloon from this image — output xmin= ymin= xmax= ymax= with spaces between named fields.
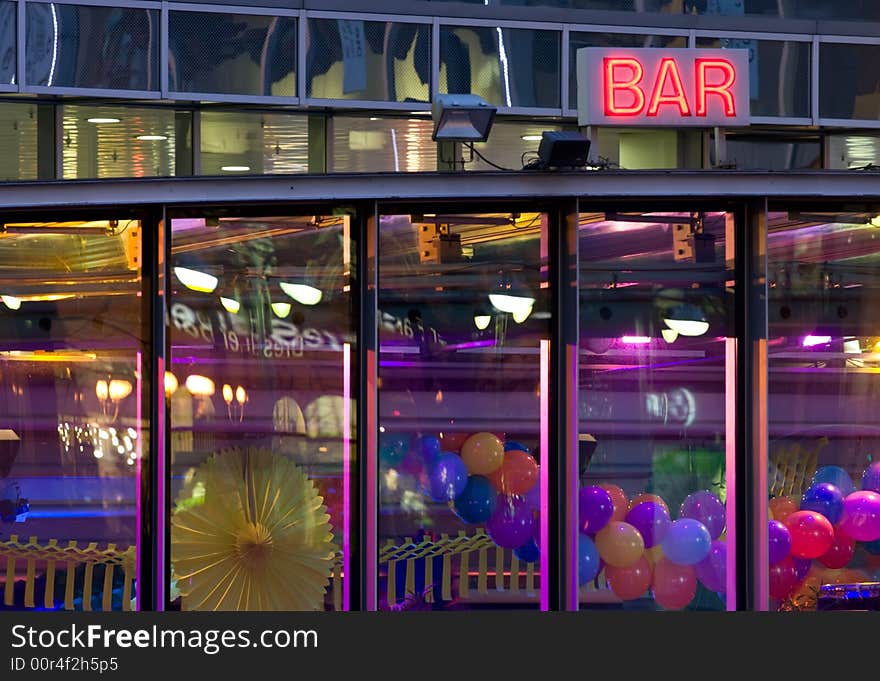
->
xmin=504 ymin=441 xmax=530 ymax=453
xmin=418 ymin=435 xmax=442 ymax=465
xmin=661 ymin=518 xmax=712 ymax=566
xmin=515 ymin=538 xmax=540 ymax=564
xmin=578 ymin=535 xmax=601 ymax=585
xmin=811 ymin=466 xmax=856 ymax=497
xmin=425 ymin=453 xmax=468 ymax=502
xmin=452 ymin=475 xmax=498 ymax=523
xmin=800 ymin=482 xmax=845 ymax=525
xmin=379 ymin=432 xmax=410 ymax=468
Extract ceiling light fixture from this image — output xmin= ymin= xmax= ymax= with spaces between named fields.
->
xmin=521 ymin=134 xmax=543 ymax=141
xmin=474 ymin=311 xmax=492 ymax=330
xmin=279 ymin=282 xmax=322 ymax=306
xmin=1 ymin=295 xmax=21 ymax=310
xmin=662 ymin=304 xmax=709 ymax=337
xmin=87 ymin=117 xmax=121 ymax=124
xmin=185 ymin=374 xmax=215 ymax=397
xmin=271 ymin=301 xmax=292 ymax=318
xmin=219 ymin=297 xmax=240 ymax=314
xmin=136 ymin=134 xmax=168 ymax=141
xmin=174 ymin=266 xmax=218 ymax=293
xmin=220 ymin=165 xmax=251 ymax=172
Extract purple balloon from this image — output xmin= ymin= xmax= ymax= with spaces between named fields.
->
xmin=695 ymin=540 xmax=727 ymax=593
xmin=768 ymin=520 xmax=792 ymax=565
xmin=863 ymin=461 xmax=880 ymax=493
xmin=800 ymin=482 xmax=844 ymax=525
xmin=578 ymin=485 xmax=614 ymax=535
xmin=838 ymin=490 xmax=880 ymax=542
xmin=522 ymin=470 xmax=541 ymax=511
xmin=487 ymin=496 xmax=536 ymax=549
xmin=624 ymin=501 xmax=671 ymax=548
xmin=793 ymin=557 xmax=811 ymax=582
xmin=425 ymin=453 xmax=468 ymax=502
xmin=680 ymin=490 xmax=726 ymax=540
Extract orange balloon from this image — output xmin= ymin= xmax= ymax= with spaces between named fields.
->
xmin=460 ymin=432 xmax=504 ymax=475
xmin=599 ymin=483 xmax=629 ymax=522
xmin=645 ymin=544 xmax=665 ymax=565
xmin=595 ymin=521 xmax=645 ymax=568
xmin=629 ymin=493 xmax=669 ymax=514
xmin=606 ymin=556 xmax=653 ymax=600
xmin=653 ymin=558 xmax=697 ymax=610
xmin=439 ymin=432 xmax=470 ymax=453
xmin=769 ymin=496 xmax=798 ymax=523
xmin=487 ymin=449 xmax=539 ymax=496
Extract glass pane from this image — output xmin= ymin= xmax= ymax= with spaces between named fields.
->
xmin=168 ymin=212 xmax=354 ymax=611
xmin=0 ymin=1 xmax=14 ymax=85
xmin=26 ymin=4 xmax=158 ymax=91
xmin=330 ymin=115 xmax=435 ymax=173
xmin=827 ymin=134 xmax=880 ymax=170
xmin=820 ymin=44 xmax=880 ymax=120
xmin=199 ymin=111 xmax=309 ymax=175
xmin=0 ymin=217 xmax=146 ymax=610
xmin=721 ymin=135 xmax=821 ymax=170
xmin=441 ymin=26 xmax=560 ymax=108
xmin=767 ymin=209 xmax=880 ymax=611
xmin=470 ymin=121 xmax=568 ymax=172
xmin=378 ymin=211 xmax=551 ymax=610
xmin=62 ymin=105 xmax=185 ymax=179
xmin=169 ymin=12 xmax=296 ymax=97
xmin=307 ymin=19 xmax=430 ymax=103
xmin=569 ymin=33 xmax=686 ymax=112
xmin=0 ymin=102 xmax=38 ymax=180
xmin=591 ymin=129 xmax=704 ymax=170
xmin=578 ymin=210 xmax=733 ymax=610
xmin=696 ymin=37 xmax=811 ymax=118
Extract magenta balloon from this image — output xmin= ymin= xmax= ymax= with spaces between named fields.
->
xmin=695 ymin=540 xmax=727 ymax=593
xmin=679 ymin=490 xmax=726 ymax=539
xmin=578 ymin=485 xmax=614 ymax=534
xmin=487 ymin=496 xmax=536 ymax=549
xmin=624 ymin=501 xmax=671 ymax=548
xmin=768 ymin=520 xmax=792 ymax=565
xmin=838 ymin=490 xmax=880 ymax=542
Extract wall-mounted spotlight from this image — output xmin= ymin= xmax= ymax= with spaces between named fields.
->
xmin=431 ymin=94 xmax=497 ymax=142
xmin=525 ymin=131 xmax=591 ymax=170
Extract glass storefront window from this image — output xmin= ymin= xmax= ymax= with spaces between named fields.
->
xmin=440 ymin=26 xmax=560 ymax=109
xmin=827 ymin=135 xmax=880 ymax=170
xmin=469 ymin=120 xmax=567 ymax=172
xmin=378 ymin=210 xmax=550 ymax=610
xmin=330 ymin=115 xmax=436 ymax=173
xmin=307 ymin=19 xmax=430 ymax=103
xmin=590 ymin=129 xmax=704 ymax=170
xmin=721 ymin=134 xmax=821 ymax=170
xmin=0 ymin=217 xmax=147 ymax=610
xmin=578 ymin=210 xmax=733 ymax=610
xmin=0 ymin=102 xmax=39 ymax=180
xmin=820 ymin=44 xmax=880 ymax=120
xmin=0 ymin=1 xmax=14 ymax=86
xmin=169 ymin=12 xmax=296 ymax=98
xmin=767 ymin=209 xmax=880 ymax=611
xmin=199 ymin=111 xmax=308 ymax=176
xmin=168 ymin=212 xmax=354 ymax=611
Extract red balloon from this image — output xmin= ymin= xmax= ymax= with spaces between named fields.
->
xmin=652 ymin=558 xmax=697 ymax=610
xmin=599 ymin=483 xmax=629 ymax=522
xmin=439 ymin=432 xmax=470 ymax=453
xmin=783 ymin=510 xmax=835 ymax=559
xmin=487 ymin=449 xmax=539 ymax=496
xmin=605 ymin=556 xmax=653 ymax=601
xmin=817 ymin=530 xmax=855 ymax=569
xmin=769 ymin=496 xmax=798 ymax=523
xmin=769 ymin=556 xmax=800 ymax=600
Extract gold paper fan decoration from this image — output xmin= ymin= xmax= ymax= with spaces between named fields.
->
xmin=171 ymin=447 xmax=337 ymax=611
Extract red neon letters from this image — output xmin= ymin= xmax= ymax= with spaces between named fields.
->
xmin=603 ymin=55 xmax=737 ymax=119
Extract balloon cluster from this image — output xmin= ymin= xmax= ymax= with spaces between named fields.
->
xmin=578 ymin=484 xmax=726 ymax=610
xmin=767 ymin=462 xmax=880 ymax=601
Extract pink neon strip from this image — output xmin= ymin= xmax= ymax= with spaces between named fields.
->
xmin=342 ymin=342 xmax=352 ymax=611
xmin=566 ymin=344 xmax=579 ymax=611
xmin=136 ymin=351 xmax=143 ymax=612
xmin=724 ymin=338 xmax=736 ymax=610
xmin=366 ymin=349 xmax=378 ymax=611
xmin=756 ymin=340 xmax=770 ymax=611
xmin=540 ymin=339 xmax=550 ymax=611
xmin=156 ymin=356 xmax=165 ymax=611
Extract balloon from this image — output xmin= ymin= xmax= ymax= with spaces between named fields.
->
xmin=504 ymin=441 xmax=530 ymax=453
xmin=769 ymin=556 xmax=799 ymax=600
xmin=811 ymin=465 xmax=856 ymax=497
xmin=461 ymin=433 xmax=504 ymax=475
xmin=379 ymin=432 xmax=410 ymax=468
xmin=793 ymin=557 xmax=812 ymax=582
xmin=629 ymin=493 xmax=669 ymax=514
xmin=817 ymin=530 xmax=855 ymax=569
xmin=837 ymin=490 xmax=880 ymax=541
xmin=578 ymin=485 xmax=614 ymax=535
xmin=523 ymin=474 xmax=541 ymax=511
xmin=424 ymin=453 xmax=468 ymax=501
xmin=769 ymin=496 xmax=798 ymax=523
xmin=768 ymin=520 xmax=792 ymax=565
xmin=487 ymin=449 xmax=539 ymax=496
xmin=417 ymin=435 xmax=442 ymax=465
xmin=452 ymin=475 xmax=497 ymax=524
xmin=514 ymin=537 xmax=540 ymax=564
xmin=595 ymin=521 xmax=645 ymax=568
xmin=695 ymin=540 xmax=727 ymax=593
xmin=624 ymin=501 xmax=671 ymax=548
xmin=800 ymin=482 xmax=845 ymax=525
xmin=679 ymin=490 xmax=726 ymax=540
xmin=862 ymin=461 xmax=880 ymax=493
xmin=644 ymin=544 xmax=664 ymax=565
xmin=661 ymin=519 xmax=712 ymax=566
xmin=652 ymin=558 xmax=697 ymax=610
xmin=578 ymin=535 xmax=601 ymax=585
xmin=486 ymin=496 xmax=535 ymax=549
xmin=605 ymin=556 xmax=652 ymax=600
xmin=598 ymin=483 xmax=628 ymax=522
xmin=783 ymin=510 xmax=835 ymax=559
xmin=439 ymin=432 xmax=470 ymax=453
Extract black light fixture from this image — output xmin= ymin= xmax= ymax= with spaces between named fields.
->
xmin=530 ymin=131 xmax=592 ymax=170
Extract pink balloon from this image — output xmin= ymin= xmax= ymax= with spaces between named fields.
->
xmin=783 ymin=510 xmax=834 ymax=559
xmin=838 ymin=490 xmax=880 ymax=542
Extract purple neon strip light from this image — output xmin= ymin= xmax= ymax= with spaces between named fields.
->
xmin=343 ymin=342 xmax=352 ymax=611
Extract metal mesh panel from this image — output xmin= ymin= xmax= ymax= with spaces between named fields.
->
xmin=569 ymin=32 xmax=686 ymax=111
xmin=330 ymin=116 xmax=436 ymax=173
xmin=306 ymin=19 xmax=430 ymax=103
xmin=0 ymin=103 xmax=38 ymax=180
xmin=169 ymin=11 xmax=296 ymax=97
xmin=26 ymin=4 xmax=158 ymax=90
xmin=0 ymin=1 xmax=14 ymax=85
xmin=440 ymin=26 xmax=560 ymax=109
xmin=200 ymin=111 xmax=309 ymax=175
xmin=820 ymin=43 xmax=880 ymax=120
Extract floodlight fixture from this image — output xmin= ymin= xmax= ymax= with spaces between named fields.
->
xmin=534 ymin=131 xmax=592 ymax=170
xmin=431 ymin=94 xmax=497 ymax=143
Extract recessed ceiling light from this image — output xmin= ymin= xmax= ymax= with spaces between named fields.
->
xmin=521 ymin=134 xmax=543 ymax=141
xmin=136 ymin=134 xmax=168 ymax=141
xmin=87 ymin=117 xmax=121 ymax=124
xmin=369 ymin=117 xmax=380 ymax=121
xmin=220 ymin=165 xmax=251 ymax=172
xmin=409 ymin=111 xmax=427 ymax=115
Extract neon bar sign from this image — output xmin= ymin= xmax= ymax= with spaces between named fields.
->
xmin=577 ymin=48 xmax=750 ymax=127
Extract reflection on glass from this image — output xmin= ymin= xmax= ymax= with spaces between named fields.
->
xmin=578 ymin=211 xmax=733 ymax=611
xmin=0 ymin=1 xmax=14 ymax=85
xmin=26 ymin=4 xmax=158 ymax=90
xmin=168 ymin=213 xmax=354 ymax=611
xmin=378 ymin=212 xmax=550 ymax=610
xmin=440 ymin=26 xmax=560 ymax=108
xmin=169 ymin=12 xmax=296 ymax=97
xmin=820 ymin=44 xmax=880 ymax=120
xmin=722 ymin=135 xmax=821 ymax=170
xmin=827 ymin=134 xmax=880 ymax=170
xmin=307 ymin=19 xmax=429 ymax=102
xmin=0 ymin=218 xmax=146 ymax=610
xmin=767 ymin=210 xmax=880 ymax=611
xmin=0 ymin=103 xmax=38 ymax=180
xmin=330 ymin=116 xmax=435 ymax=173
xmin=200 ymin=111 xmax=308 ymax=176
